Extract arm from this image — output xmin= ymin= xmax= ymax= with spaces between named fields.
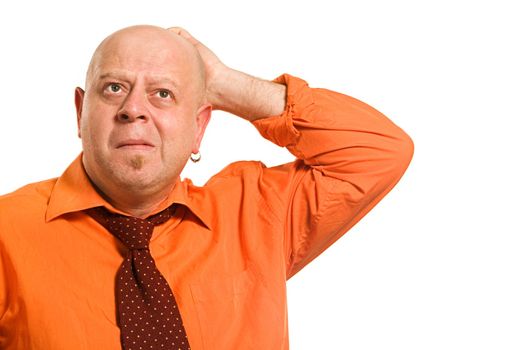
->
xmin=253 ymin=74 xmax=414 ymax=277
xmin=170 ymin=28 xmax=414 ymax=277
xmin=168 ymin=27 xmax=286 ymax=121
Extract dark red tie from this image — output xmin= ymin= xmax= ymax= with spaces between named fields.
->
xmin=88 ymin=206 xmax=190 ymax=350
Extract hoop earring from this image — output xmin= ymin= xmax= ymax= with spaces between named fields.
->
xmin=190 ymin=151 xmax=201 ymax=163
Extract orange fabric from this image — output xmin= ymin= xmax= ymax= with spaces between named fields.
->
xmin=0 ymin=74 xmax=413 ymax=349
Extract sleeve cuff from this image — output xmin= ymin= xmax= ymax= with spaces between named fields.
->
xmin=252 ymin=74 xmax=315 ymax=148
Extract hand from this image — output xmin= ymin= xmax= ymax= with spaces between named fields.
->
xmin=167 ymin=27 xmax=228 ymax=101
xmin=167 ymin=27 xmax=285 ymax=120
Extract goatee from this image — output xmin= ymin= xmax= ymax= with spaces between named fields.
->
xmin=130 ymin=155 xmax=146 ymax=170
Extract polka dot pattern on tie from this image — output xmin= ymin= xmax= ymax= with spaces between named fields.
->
xmin=88 ymin=206 xmax=190 ymax=350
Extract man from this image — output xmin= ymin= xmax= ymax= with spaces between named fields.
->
xmin=0 ymin=25 xmax=413 ymax=349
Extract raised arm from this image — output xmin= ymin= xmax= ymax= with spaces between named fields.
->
xmin=253 ymin=74 xmax=414 ymax=277
xmin=169 ymin=27 xmax=414 ymax=278
xmin=168 ymin=27 xmax=286 ymax=121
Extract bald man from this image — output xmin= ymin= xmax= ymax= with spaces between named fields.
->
xmin=0 ymin=25 xmax=414 ymax=349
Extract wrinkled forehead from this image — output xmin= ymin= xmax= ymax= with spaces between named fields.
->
xmin=86 ymin=27 xmax=203 ymax=91
xmin=91 ymin=46 xmax=184 ymax=81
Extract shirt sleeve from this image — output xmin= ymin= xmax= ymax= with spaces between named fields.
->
xmin=252 ymin=74 xmax=414 ymax=278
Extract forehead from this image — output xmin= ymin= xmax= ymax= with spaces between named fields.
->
xmin=90 ymin=32 xmax=195 ymax=84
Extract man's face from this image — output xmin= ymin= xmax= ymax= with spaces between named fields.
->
xmin=75 ymin=26 xmax=210 ymax=199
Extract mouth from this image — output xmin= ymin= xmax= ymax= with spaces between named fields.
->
xmin=116 ymin=139 xmax=155 ymax=150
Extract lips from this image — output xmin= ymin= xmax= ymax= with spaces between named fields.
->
xmin=116 ymin=139 xmax=154 ymax=149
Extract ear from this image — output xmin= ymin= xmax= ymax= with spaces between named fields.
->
xmin=192 ymin=103 xmax=212 ymax=153
xmin=74 ymin=87 xmax=85 ymax=138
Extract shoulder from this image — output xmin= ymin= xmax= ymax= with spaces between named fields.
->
xmin=185 ymin=159 xmax=299 ymax=221
xmin=0 ymin=178 xmax=57 ymax=220
xmin=205 ymin=160 xmax=267 ymax=186
xmin=184 ymin=161 xmax=269 ymax=215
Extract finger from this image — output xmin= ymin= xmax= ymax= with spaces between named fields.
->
xmin=167 ymin=27 xmax=200 ymax=46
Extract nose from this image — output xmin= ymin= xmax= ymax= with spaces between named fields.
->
xmin=116 ymin=89 xmax=149 ymax=123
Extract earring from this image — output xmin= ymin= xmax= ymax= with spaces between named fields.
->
xmin=190 ymin=151 xmax=201 ymax=163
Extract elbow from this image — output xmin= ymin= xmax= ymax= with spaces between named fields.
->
xmin=390 ymin=130 xmax=415 ymax=178
xmin=399 ymin=131 xmax=415 ymax=168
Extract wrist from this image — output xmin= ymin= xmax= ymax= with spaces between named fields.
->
xmin=205 ymin=65 xmax=235 ymax=111
xmin=206 ymin=68 xmax=286 ymax=121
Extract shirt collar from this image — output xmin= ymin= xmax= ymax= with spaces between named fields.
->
xmin=45 ymin=154 xmax=211 ymax=229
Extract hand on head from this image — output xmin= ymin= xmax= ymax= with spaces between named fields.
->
xmin=167 ymin=27 xmax=231 ymax=109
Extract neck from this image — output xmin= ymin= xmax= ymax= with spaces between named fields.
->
xmin=106 ymin=195 xmax=167 ymax=219
xmin=90 ymin=179 xmax=174 ymax=219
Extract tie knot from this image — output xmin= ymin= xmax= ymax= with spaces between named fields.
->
xmin=107 ymin=216 xmax=154 ymax=250
xmin=87 ymin=206 xmax=175 ymax=250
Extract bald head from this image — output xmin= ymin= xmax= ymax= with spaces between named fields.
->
xmin=85 ymin=25 xmax=206 ymax=102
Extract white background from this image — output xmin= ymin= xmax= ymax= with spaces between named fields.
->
xmin=1 ymin=1 xmax=524 ymax=349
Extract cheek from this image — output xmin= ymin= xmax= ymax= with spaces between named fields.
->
xmin=81 ymin=107 xmax=114 ymax=146
xmin=158 ymin=116 xmax=197 ymax=150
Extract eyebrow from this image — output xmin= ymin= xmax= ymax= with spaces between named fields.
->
xmin=147 ymin=76 xmax=180 ymax=90
xmin=97 ymin=71 xmax=180 ymax=91
xmin=97 ymin=71 xmax=133 ymax=82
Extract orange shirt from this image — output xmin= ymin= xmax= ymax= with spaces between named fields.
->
xmin=0 ymin=74 xmax=413 ymax=349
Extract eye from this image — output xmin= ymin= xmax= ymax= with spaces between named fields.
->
xmin=157 ymin=90 xmax=172 ymax=99
xmin=106 ymin=83 xmax=122 ymax=93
